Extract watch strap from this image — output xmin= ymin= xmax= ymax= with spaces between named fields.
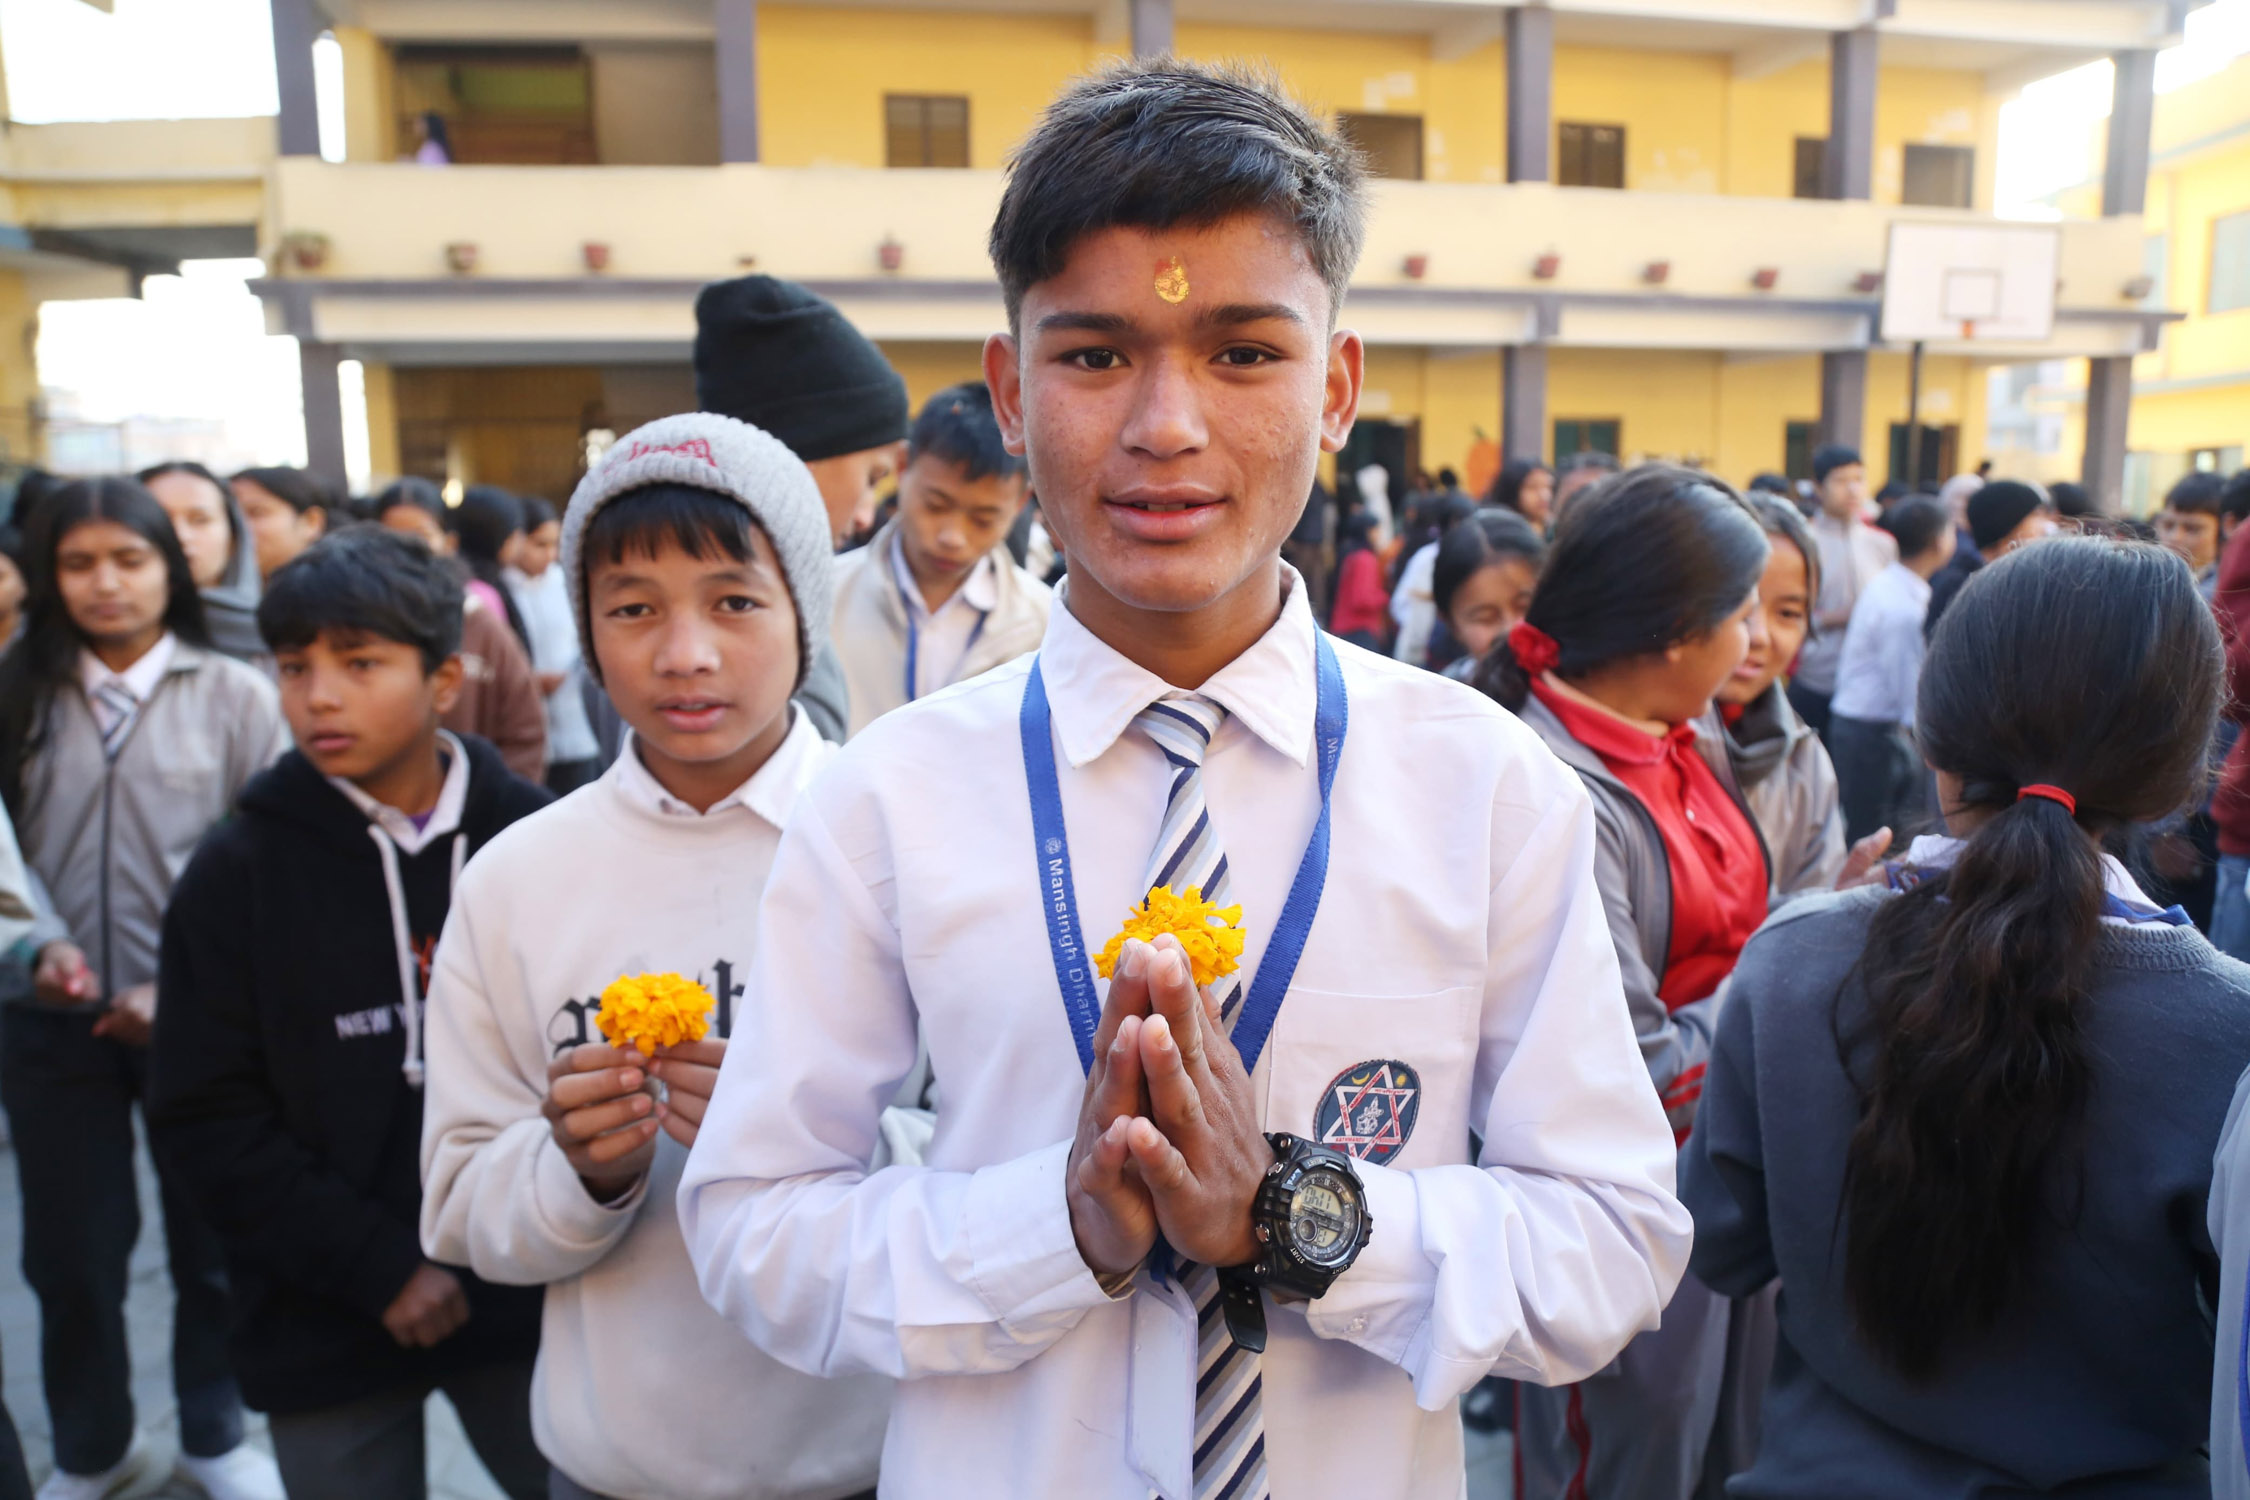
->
xmin=1217 ymin=1265 xmax=1268 ymax=1353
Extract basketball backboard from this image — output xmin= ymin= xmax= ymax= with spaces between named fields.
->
xmin=1879 ymin=221 xmax=2060 ymax=344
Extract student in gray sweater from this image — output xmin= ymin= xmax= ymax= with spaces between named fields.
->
xmin=1684 ymin=534 xmax=2250 ymax=1498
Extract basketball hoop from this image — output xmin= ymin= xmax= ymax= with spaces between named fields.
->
xmin=1879 ymin=223 xmax=2059 ymax=347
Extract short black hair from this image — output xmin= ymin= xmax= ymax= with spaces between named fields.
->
xmin=1433 ymin=507 xmax=1545 ymax=624
xmin=258 ymin=526 xmax=463 ymax=672
xmin=1743 ymin=491 xmax=1822 ymax=601
xmin=2048 ymin=481 xmax=2096 ymax=519
xmin=2164 ymin=471 xmax=2225 ymax=518
xmin=1812 ymin=445 xmax=1862 ymax=484
xmin=520 ymin=495 xmax=558 ymax=530
xmin=1746 ymin=472 xmax=1792 ymax=496
xmin=233 ymin=465 xmax=333 ymax=515
xmin=989 ymin=59 xmax=1366 ymax=328
xmin=1882 ymin=494 xmax=1952 ymax=560
xmin=375 ymin=476 xmax=448 ymax=530
xmin=454 ymin=484 xmax=525 ymax=564
xmin=908 ymin=382 xmax=1027 ymax=484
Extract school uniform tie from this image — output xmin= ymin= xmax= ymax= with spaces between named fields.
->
xmin=1131 ymin=694 xmax=1267 ymax=1500
xmin=90 ymin=679 xmax=139 ymax=759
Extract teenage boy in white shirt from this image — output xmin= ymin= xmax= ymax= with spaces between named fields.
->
xmin=680 ymin=61 xmax=1688 ymax=1500
xmin=419 ymin=414 xmax=889 ymax=1500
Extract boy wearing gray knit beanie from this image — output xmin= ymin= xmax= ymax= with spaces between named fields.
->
xmin=419 ymin=410 xmax=890 ymax=1500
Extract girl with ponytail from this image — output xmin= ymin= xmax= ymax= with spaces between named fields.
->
xmin=1684 ymin=535 xmax=2249 ymax=1498
xmin=1493 ymin=466 xmax=1778 ymax=1500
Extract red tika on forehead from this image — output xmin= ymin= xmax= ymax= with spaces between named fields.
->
xmin=622 ymin=437 xmax=715 ymax=466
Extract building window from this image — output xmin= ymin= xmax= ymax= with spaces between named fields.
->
xmin=1337 ymin=112 xmax=1423 ymax=180
xmin=1793 ymin=138 xmax=1826 ymax=199
xmin=1555 ymin=418 xmax=1621 ymax=462
xmin=1900 ymin=143 xmax=1975 ymax=209
xmin=1557 ymin=123 xmax=1625 ymax=189
xmin=885 ymin=94 xmax=969 ymax=168
xmin=1784 ymin=421 xmax=1817 ymax=480
xmin=2212 ymin=210 xmax=2250 ymax=313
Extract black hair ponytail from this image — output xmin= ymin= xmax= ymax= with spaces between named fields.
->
xmin=1472 ymin=463 xmax=1767 ymax=710
xmin=1839 ymin=535 xmax=2222 ymax=1380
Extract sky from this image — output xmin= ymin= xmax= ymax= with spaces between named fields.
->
xmin=7 ymin=0 xmax=2249 ymax=484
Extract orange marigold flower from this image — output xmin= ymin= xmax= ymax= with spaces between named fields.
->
xmin=1094 ymin=885 xmax=1246 ymax=990
xmin=595 ymin=971 xmax=715 ymax=1055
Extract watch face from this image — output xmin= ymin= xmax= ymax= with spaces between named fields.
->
xmin=1287 ymin=1168 xmax=1363 ymax=1269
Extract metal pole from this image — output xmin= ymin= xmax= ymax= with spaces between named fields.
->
xmin=1904 ymin=340 xmax=1925 ymax=486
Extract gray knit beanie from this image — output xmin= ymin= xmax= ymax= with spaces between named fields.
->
xmin=560 ymin=412 xmax=833 ymax=690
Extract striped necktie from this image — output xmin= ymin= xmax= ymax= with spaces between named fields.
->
xmin=1130 ymin=693 xmax=1266 ymax=1500
xmin=91 ymin=678 xmax=139 ymax=759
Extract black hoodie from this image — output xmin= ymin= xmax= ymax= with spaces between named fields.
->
xmin=148 ymin=733 xmax=550 ymax=1415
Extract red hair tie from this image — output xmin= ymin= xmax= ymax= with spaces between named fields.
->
xmin=1509 ymin=621 xmax=1561 ymax=677
xmin=2017 ymin=784 xmax=2077 ymax=815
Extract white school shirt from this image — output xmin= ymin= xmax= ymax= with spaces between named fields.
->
xmin=891 ymin=527 xmax=1000 ymax=701
xmin=1794 ymin=513 xmax=1897 ymax=693
xmin=679 ymin=573 xmax=1689 ymax=1500
xmin=1830 ymin=560 xmax=1932 ymax=727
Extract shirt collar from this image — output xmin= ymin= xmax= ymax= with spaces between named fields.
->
xmin=79 ymin=632 xmax=177 ymax=704
xmin=1881 ymin=560 xmax=1933 ymax=603
xmin=1528 ymin=675 xmax=1694 ymax=768
xmin=612 ymin=705 xmax=826 ymax=826
xmin=1037 ymin=567 xmax=1318 ymax=771
xmin=1898 ymin=832 xmax=2166 ymax=914
xmin=890 ymin=529 xmax=999 ymax=624
xmin=328 ymin=731 xmax=469 ymax=856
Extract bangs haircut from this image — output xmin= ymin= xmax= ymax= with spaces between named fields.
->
xmin=989 ymin=58 xmax=1367 ymax=329
xmin=258 ymin=527 xmax=463 ymax=672
xmin=909 ymin=382 xmax=1026 ymax=483
xmin=582 ymin=482 xmax=761 ymax=572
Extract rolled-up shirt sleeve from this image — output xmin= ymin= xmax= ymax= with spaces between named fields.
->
xmin=1297 ymin=769 xmax=1692 ymax=1406
xmin=679 ymin=801 xmax=1116 ymax=1382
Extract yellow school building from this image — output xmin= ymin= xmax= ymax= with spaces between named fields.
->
xmin=1 ymin=0 xmax=2225 ymax=509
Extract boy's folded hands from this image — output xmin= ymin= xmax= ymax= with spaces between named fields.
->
xmin=1066 ymin=934 xmax=1277 ymax=1280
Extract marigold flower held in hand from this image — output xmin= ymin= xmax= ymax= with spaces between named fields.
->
xmin=1094 ymin=885 xmax=1246 ymax=990
xmin=595 ymin=971 xmax=715 ymax=1055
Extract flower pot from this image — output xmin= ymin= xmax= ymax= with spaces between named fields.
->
xmin=1403 ymin=253 xmax=1429 ymax=280
xmin=445 ymin=242 xmax=479 ymax=274
xmin=1533 ymin=252 xmax=1561 ymax=280
xmin=281 ymin=232 xmax=330 ymax=273
xmin=582 ymin=241 xmax=611 ymax=273
xmin=878 ymin=237 xmax=905 ymax=273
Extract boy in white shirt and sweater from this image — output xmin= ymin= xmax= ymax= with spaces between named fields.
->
xmin=419 ymin=414 xmax=889 ymax=1500
xmin=680 ymin=61 xmax=1687 ymax=1500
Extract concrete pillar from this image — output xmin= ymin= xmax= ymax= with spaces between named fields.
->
xmin=2104 ymin=49 xmax=2157 ymax=216
xmin=1502 ymin=344 xmax=1547 ymax=464
xmin=299 ymin=342 xmax=347 ymax=490
xmin=1819 ymin=350 xmax=1867 ymax=454
xmin=1129 ymin=0 xmax=1173 ymax=58
xmin=2080 ymin=50 xmax=2156 ymax=512
xmin=2082 ymin=357 xmax=2132 ymax=513
xmin=269 ymin=0 xmax=323 ymax=158
xmin=716 ymin=0 xmax=760 ymax=163
xmin=1504 ymin=6 xmax=1553 ymax=183
xmin=1821 ymin=26 xmax=1877 ymax=201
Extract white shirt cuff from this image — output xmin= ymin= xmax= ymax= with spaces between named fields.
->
xmin=963 ymin=1138 xmax=1121 ymax=1327
xmin=1299 ymin=1163 xmax=1437 ymax=1365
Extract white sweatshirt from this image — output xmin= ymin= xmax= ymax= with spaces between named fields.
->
xmin=419 ymin=712 xmax=889 ymax=1500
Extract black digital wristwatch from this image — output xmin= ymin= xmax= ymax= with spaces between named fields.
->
xmin=1249 ymin=1131 xmax=1372 ymax=1298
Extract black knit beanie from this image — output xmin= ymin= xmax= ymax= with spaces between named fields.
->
xmin=1967 ymin=481 xmax=2045 ymax=553
xmin=693 ymin=276 xmax=909 ymax=462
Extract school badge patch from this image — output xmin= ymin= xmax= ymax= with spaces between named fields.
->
xmin=1314 ymin=1059 xmax=1421 ymax=1164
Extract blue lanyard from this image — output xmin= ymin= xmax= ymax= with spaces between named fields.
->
xmin=905 ymin=608 xmax=989 ymax=705
xmin=1018 ymin=631 xmax=1347 ymax=1076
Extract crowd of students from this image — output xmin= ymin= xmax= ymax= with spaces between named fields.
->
xmin=0 ymin=54 xmax=2247 ymax=1500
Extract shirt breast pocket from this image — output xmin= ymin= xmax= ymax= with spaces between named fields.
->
xmin=1263 ymin=983 xmax=1478 ymax=1173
